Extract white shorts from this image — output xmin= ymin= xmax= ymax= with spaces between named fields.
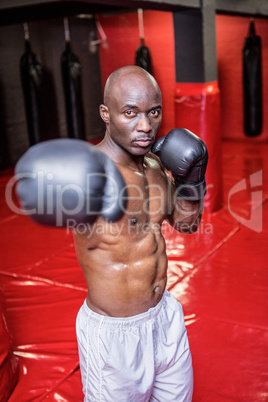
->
xmin=76 ymin=290 xmax=193 ymax=402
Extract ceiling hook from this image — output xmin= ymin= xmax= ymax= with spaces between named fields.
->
xmin=89 ymin=16 xmax=108 ymax=54
xmin=63 ymin=17 xmax=71 ymax=42
xmin=23 ymin=22 xmax=30 ymax=41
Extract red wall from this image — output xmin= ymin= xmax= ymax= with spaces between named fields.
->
xmin=99 ymin=11 xmax=175 ymax=139
xmin=99 ymin=11 xmax=268 ymax=142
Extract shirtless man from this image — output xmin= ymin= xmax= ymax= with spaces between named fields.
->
xmin=15 ymin=65 xmax=208 ymax=401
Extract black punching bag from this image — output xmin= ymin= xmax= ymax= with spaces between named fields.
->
xmin=61 ymin=19 xmax=85 ymax=140
xmin=243 ymin=20 xmax=262 ymax=136
xmin=20 ymin=29 xmax=46 ymax=145
xmin=135 ymin=40 xmax=152 ymax=74
xmin=135 ymin=9 xmax=152 ymax=74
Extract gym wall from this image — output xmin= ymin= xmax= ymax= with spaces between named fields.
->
xmin=98 ymin=10 xmax=268 ymax=142
xmin=1 ymin=10 xmax=267 ymax=169
xmin=99 ymin=11 xmax=175 ymax=141
xmin=216 ymin=14 xmax=268 ymax=141
xmin=0 ymin=16 xmax=104 ymax=168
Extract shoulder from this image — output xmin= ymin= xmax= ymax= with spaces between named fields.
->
xmin=145 ymin=152 xmax=166 ymax=173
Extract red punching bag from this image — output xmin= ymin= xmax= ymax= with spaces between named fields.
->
xmin=243 ymin=20 xmax=262 ymax=137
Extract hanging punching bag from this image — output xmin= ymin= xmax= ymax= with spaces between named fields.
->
xmin=243 ymin=20 xmax=262 ymax=137
xmin=135 ymin=9 xmax=152 ymax=74
xmin=61 ymin=19 xmax=85 ymax=140
xmin=136 ymin=40 xmax=152 ymax=74
xmin=20 ymin=26 xmax=46 ymax=145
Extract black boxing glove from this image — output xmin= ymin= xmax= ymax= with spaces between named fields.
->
xmin=151 ymin=128 xmax=208 ymax=201
xmin=15 ymin=139 xmax=127 ymax=227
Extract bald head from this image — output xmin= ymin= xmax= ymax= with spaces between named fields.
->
xmin=103 ymin=65 xmax=161 ymax=106
xmin=99 ymin=65 xmax=162 ymax=156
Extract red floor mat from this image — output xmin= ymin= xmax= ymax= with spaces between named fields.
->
xmin=0 ymin=139 xmax=267 ymax=401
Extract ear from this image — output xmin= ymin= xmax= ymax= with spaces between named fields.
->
xmin=99 ymin=104 xmax=109 ymax=123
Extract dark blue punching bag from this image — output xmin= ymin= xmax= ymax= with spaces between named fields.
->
xmin=243 ymin=20 xmax=262 ymax=137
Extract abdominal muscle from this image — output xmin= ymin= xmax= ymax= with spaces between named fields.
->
xmin=73 ymin=221 xmax=168 ymax=317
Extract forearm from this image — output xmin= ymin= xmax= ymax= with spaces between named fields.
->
xmin=170 ymin=197 xmax=203 ymax=234
xmin=152 ymin=128 xmax=208 ymax=234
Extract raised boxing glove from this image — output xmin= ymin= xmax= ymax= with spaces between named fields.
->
xmin=15 ymin=139 xmax=127 ymax=227
xmin=151 ymin=128 xmax=208 ymax=201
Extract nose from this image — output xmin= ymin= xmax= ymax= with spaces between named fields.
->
xmin=136 ymin=114 xmax=151 ymax=132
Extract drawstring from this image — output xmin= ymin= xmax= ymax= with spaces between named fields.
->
xmin=97 ymin=316 xmax=104 ymax=401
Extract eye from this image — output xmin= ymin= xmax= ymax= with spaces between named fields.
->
xmin=150 ymin=109 xmax=161 ymax=118
xmin=124 ymin=110 xmax=136 ymax=117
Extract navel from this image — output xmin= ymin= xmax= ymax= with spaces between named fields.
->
xmin=130 ymin=217 xmax=138 ymax=225
xmin=153 ymin=286 xmax=160 ymax=294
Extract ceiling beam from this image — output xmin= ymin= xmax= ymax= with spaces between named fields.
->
xmin=0 ymin=0 xmax=267 ymax=27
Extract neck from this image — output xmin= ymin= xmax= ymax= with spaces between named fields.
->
xmin=97 ymin=135 xmax=146 ymax=173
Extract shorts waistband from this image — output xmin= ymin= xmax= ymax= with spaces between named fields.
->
xmin=82 ymin=290 xmax=168 ymax=328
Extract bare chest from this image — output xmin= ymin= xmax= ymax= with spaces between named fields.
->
xmin=121 ymin=163 xmax=172 ymax=226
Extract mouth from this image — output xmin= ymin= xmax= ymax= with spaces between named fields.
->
xmin=132 ymin=138 xmax=154 ymax=148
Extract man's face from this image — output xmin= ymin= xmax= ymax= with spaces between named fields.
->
xmin=103 ymin=76 xmax=162 ymax=156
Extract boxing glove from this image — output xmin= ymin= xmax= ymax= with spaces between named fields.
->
xmin=151 ymin=128 xmax=208 ymax=201
xmin=15 ymin=139 xmax=127 ymax=227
